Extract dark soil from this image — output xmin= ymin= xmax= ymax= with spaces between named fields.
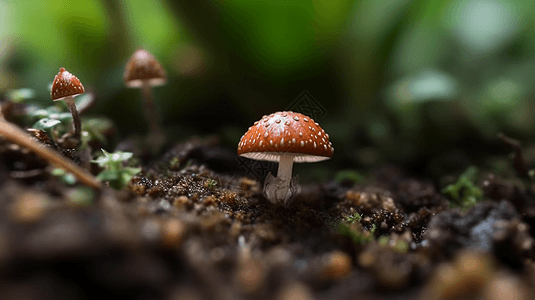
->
xmin=1 ymin=137 xmax=535 ymax=300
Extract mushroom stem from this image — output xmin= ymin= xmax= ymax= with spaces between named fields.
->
xmin=64 ymin=96 xmax=81 ymax=140
xmin=141 ymin=81 xmax=161 ymax=135
xmin=0 ymin=120 xmax=102 ymax=189
xmin=263 ymin=152 xmax=300 ymax=205
xmin=277 ymin=152 xmax=294 ymax=185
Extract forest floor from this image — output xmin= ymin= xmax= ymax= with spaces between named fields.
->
xmin=1 ymin=134 xmax=535 ymax=300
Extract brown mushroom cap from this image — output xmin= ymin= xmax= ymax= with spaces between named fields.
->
xmin=124 ymin=49 xmax=167 ymax=88
xmin=237 ymin=111 xmax=333 ymax=162
xmin=51 ymin=67 xmax=85 ymax=101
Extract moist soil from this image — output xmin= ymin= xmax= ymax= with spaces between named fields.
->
xmin=1 ymin=136 xmax=535 ymax=300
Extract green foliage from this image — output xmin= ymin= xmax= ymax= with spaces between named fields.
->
xmin=6 ymin=88 xmax=35 ymax=103
xmin=82 ymin=117 xmax=113 ymax=146
xmin=67 ymin=187 xmax=94 ymax=206
xmin=92 ymin=149 xmax=141 ymax=190
xmin=441 ymin=166 xmax=483 ymax=210
xmin=378 ymin=236 xmax=409 ymax=253
xmin=334 ymin=169 xmax=366 ymax=185
xmin=51 ymin=168 xmax=77 ymax=185
xmin=28 ymin=106 xmax=72 ymax=124
xmin=169 ymin=157 xmax=180 ymax=170
xmin=336 ymin=213 xmax=376 ymax=244
xmin=205 ymin=179 xmax=217 ymax=189
xmin=32 ymin=118 xmax=62 ymax=131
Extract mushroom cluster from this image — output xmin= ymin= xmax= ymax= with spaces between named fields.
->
xmin=238 ymin=111 xmax=333 ymax=206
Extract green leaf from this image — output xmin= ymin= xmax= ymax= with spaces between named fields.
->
xmin=6 ymin=88 xmax=35 ymax=103
xmin=91 ymin=156 xmax=110 ymax=166
xmin=96 ymin=170 xmax=119 ymax=181
xmin=32 ymin=118 xmax=61 ymax=131
xmin=123 ymin=167 xmax=142 ymax=176
xmin=30 ymin=109 xmax=51 ymax=120
xmin=51 ymin=168 xmax=77 ymax=185
xmin=49 ymin=112 xmax=73 ymax=122
xmin=110 ymin=151 xmax=133 ymax=162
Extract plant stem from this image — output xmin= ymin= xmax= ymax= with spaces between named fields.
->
xmin=141 ymin=81 xmax=161 ymax=135
xmin=0 ymin=120 xmax=102 ymax=189
xmin=64 ymin=96 xmax=81 ymax=140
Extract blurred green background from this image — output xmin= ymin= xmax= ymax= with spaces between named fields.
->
xmin=2 ymin=0 xmax=535 ymax=182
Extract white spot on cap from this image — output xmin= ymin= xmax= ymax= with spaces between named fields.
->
xmin=264 ymin=132 xmax=268 ymax=137
xmin=292 ymin=138 xmax=296 ymax=144
xmin=270 ymin=140 xmax=273 ymax=146
xmin=259 ymin=140 xmax=263 ymax=146
xmin=294 ymin=116 xmax=299 ymax=121
xmin=281 ymin=138 xmax=284 ymax=146
xmin=300 ymin=141 xmax=304 ymax=147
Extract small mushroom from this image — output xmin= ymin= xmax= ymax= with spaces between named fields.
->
xmin=124 ymin=48 xmax=167 ymax=136
xmin=51 ymin=67 xmax=85 ymax=143
xmin=238 ymin=111 xmax=333 ymax=206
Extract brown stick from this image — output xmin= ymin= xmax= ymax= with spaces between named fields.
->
xmin=0 ymin=120 xmax=102 ymax=189
xmin=497 ymin=132 xmax=529 ymax=178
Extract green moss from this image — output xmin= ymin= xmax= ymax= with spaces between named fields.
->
xmin=206 ymin=179 xmax=217 ymax=189
xmin=334 ymin=169 xmax=366 ymax=185
xmin=441 ymin=166 xmax=483 ymax=210
xmin=336 ymin=213 xmax=376 ymax=244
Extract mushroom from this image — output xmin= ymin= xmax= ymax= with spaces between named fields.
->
xmin=237 ymin=111 xmax=333 ymax=206
xmin=51 ymin=67 xmax=85 ymax=143
xmin=124 ymin=48 xmax=167 ymax=135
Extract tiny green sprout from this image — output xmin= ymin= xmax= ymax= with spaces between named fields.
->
xmin=441 ymin=166 xmax=483 ymax=210
xmin=334 ymin=170 xmax=365 ymax=185
xmin=336 ymin=213 xmax=376 ymax=244
xmin=344 ymin=212 xmax=362 ymax=223
xmin=51 ymin=168 xmax=77 ymax=185
xmin=205 ymin=178 xmax=217 ymax=189
xmin=92 ymin=149 xmax=141 ymax=190
xmin=169 ymin=157 xmax=180 ymax=170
